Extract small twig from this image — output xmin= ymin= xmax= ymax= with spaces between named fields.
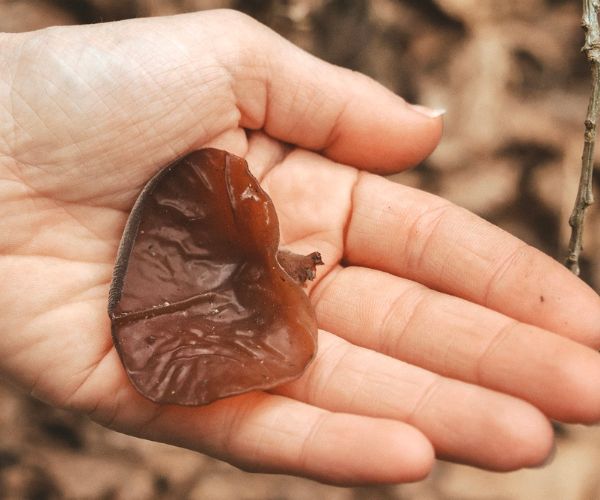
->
xmin=566 ymin=0 xmax=600 ymax=275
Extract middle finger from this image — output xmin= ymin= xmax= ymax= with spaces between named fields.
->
xmin=275 ymin=330 xmax=553 ymax=470
xmin=311 ymin=266 xmax=600 ymax=424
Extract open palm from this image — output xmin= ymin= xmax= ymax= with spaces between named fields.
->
xmin=2 ymin=11 xmax=600 ymax=485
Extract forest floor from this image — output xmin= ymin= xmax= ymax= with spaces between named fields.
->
xmin=1 ymin=1 xmax=599 ymax=499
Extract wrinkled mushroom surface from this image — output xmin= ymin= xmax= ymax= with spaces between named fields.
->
xmin=108 ymin=149 xmax=321 ymax=405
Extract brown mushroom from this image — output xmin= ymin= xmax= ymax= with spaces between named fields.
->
xmin=108 ymin=149 xmax=321 ymax=406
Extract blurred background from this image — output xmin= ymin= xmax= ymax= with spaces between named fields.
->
xmin=1 ymin=0 xmax=599 ymax=498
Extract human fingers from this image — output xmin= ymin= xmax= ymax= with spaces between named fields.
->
xmin=311 ymin=266 xmax=600 ymax=424
xmin=223 ymin=13 xmax=443 ymax=172
xmin=208 ymin=18 xmax=442 ymax=177
xmin=275 ymin=331 xmax=553 ymax=470
xmin=343 ymin=173 xmax=600 ymax=347
xmin=81 ymin=367 xmax=433 ymax=486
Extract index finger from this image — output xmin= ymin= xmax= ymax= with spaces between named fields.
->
xmin=344 ymin=173 xmax=600 ymax=346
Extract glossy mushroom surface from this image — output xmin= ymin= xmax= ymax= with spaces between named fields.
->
xmin=108 ymin=149 xmax=321 ymax=405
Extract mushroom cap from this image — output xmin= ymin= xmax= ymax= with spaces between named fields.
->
xmin=108 ymin=149 xmax=318 ymax=406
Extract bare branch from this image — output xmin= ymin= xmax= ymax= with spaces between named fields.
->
xmin=566 ymin=0 xmax=600 ymax=275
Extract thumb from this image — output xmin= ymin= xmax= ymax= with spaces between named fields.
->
xmin=223 ymin=10 xmax=444 ymax=172
xmin=2 ymin=10 xmax=441 ymax=180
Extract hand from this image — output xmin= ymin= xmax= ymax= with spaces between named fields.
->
xmin=1 ymin=10 xmax=600 ymax=486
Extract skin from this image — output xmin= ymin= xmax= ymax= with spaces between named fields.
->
xmin=1 ymin=9 xmax=600 ymax=486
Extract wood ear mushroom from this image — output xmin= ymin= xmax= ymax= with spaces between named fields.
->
xmin=108 ymin=149 xmax=322 ymax=406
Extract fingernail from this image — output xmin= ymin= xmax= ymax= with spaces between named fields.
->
xmin=409 ymin=104 xmax=447 ymax=118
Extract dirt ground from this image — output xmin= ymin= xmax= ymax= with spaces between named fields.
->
xmin=1 ymin=0 xmax=600 ymax=499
